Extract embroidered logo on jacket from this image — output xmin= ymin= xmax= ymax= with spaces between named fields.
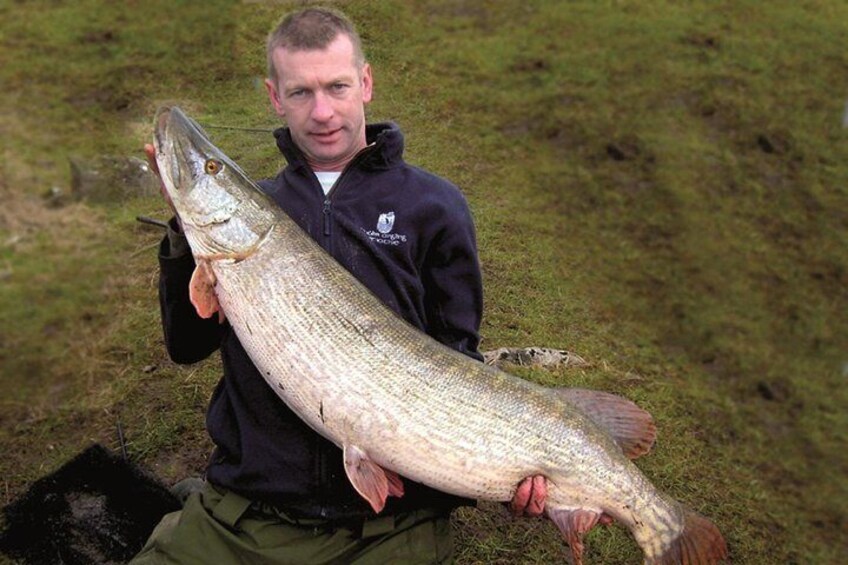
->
xmin=366 ymin=211 xmax=408 ymax=246
xmin=376 ymin=211 xmax=395 ymax=234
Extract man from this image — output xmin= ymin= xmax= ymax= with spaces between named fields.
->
xmin=135 ymin=7 xmax=544 ymax=564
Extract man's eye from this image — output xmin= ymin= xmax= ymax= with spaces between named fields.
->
xmin=331 ymin=83 xmax=349 ymax=92
xmin=288 ymin=89 xmax=306 ymax=98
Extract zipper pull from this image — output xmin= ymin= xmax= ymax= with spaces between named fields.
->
xmin=323 ymin=199 xmax=332 ymax=236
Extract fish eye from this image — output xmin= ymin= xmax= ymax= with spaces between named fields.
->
xmin=204 ymin=159 xmax=223 ymax=175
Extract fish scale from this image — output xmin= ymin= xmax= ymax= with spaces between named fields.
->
xmin=154 ymin=106 xmax=728 ymax=564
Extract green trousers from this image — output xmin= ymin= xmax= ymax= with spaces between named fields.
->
xmin=131 ymin=483 xmax=454 ymax=564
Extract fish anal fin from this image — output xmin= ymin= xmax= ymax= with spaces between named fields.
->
xmin=547 ymin=507 xmax=602 ymax=565
xmin=556 ymin=388 xmax=657 ymax=459
xmin=189 ymin=261 xmax=223 ymax=321
xmin=648 ymin=507 xmax=728 ymax=564
xmin=342 ymin=444 xmax=404 ymax=513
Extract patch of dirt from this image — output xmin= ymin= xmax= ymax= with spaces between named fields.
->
xmin=497 ymin=101 xmax=593 ymax=159
xmin=605 ymin=135 xmax=650 ymax=163
xmin=0 ymin=177 xmax=58 ymax=236
xmin=510 ymin=57 xmax=549 ymax=73
xmin=80 ymin=29 xmax=118 ymax=45
xmin=0 ymin=116 xmax=104 ymax=248
xmin=147 ymin=437 xmax=214 ymax=486
xmin=681 ymin=31 xmax=721 ymax=51
xmin=755 ymin=378 xmax=793 ymax=402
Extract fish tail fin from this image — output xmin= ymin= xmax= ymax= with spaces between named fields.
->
xmin=647 ymin=507 xmax=728 ymax=564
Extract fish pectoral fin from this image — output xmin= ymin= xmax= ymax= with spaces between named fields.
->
xmin=555 ymin=388 xmax=657 ymax=459
xmin=547 ymin=508 xmax=602 ymax=565
xmin=342 ymin=444 xmax=404 ymax=514
xmin=189 ymin=260 xmax=225 ymax=323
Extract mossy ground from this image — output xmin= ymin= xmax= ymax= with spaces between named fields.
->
xmin=2 ymin=1 xmax=847 ymax=563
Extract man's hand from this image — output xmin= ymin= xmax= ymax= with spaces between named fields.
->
xmin=144 ymin=143 xmax=181 ymax=228
xmin=510 ymin=475 xmax=547 ymax=517
xmin=509 ymin=476 xmax=615 ymax=526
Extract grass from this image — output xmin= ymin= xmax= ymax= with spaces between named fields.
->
xmin=2 ymin=0 xmax=847 ymax=563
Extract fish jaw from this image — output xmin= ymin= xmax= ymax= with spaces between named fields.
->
xmin=153 ymin=106 xmax=204 ymax=206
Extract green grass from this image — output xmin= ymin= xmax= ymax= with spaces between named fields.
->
xmin=2 ymin=0 xmax=847 ymax=563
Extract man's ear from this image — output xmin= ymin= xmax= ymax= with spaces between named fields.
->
xmin=361 ymin=63 xmax=373 ymax=105
xmin=265 ymin=78 xmax=286 ymax=117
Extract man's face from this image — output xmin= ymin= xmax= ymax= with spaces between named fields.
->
xmin=265 ymin=34 xmax=373 ymax=172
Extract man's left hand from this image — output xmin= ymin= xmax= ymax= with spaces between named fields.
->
xmin=510 ymin=475 xmax=546 ymax=517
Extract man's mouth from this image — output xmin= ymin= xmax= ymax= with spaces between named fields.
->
xmin=311 ymin=128 xmax=342 ymax=142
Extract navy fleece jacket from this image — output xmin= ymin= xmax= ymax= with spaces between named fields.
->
xmin=158 ymin=122 xmax=483 ymax=521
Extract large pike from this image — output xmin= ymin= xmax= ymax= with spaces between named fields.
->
xmin=153 ymin=106 xmax=727 ymax=564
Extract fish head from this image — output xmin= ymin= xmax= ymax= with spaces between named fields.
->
xmin=153 ymin=106 xmax=276 ymax=259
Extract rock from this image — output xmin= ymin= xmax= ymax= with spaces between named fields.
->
xmin=42 ymin=185 xmax=69 ymax=208
xmin=69 ymin=155 xmax=161 ymax=203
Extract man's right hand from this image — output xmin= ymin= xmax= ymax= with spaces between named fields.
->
xmin=510 ymin=475 xmax=546 ymax=517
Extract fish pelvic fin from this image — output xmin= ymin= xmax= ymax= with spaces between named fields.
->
xmin=556 ymin=388 xmax=657 ymax=459
xmin=342 ymin=444 xmax=405 ymax=514
xmin=547 ymin=507 xmax=602 ymax=565
xmin=646 ymin=507 xmax=728 ymax=565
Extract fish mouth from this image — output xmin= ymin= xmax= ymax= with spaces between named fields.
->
xmin=155 ymin=106 xmax=210 ymax=144
xmin=153 ymin=106 xmax=210 ymax=194
xmin=155 ymin=107 xmax=186 ymax=195
xmin=154 ymin=106 xmax=232 ymax=179
xmin=153 ymin=106 xmax=173 ymax=154
xmin=154 ymin=105 xmax=203 ymax=157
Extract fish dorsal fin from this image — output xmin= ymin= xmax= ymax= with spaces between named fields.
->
xmin=342 ymin=444 xmax=405 ymax=513
xmin=556 ymin=388 xmax=657 ymax=459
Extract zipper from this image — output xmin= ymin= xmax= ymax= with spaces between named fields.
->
xmin=322 ymin=199 xmax=332 ymax=236
xmin=318 ymin=141 xmax=379 ymax=247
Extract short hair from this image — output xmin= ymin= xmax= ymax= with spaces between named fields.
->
xmin=266 ymin=7 xmax=366 ymax=84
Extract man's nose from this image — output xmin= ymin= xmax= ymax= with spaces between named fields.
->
xmin=311 ymin=91 xmax=334 ymax=122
